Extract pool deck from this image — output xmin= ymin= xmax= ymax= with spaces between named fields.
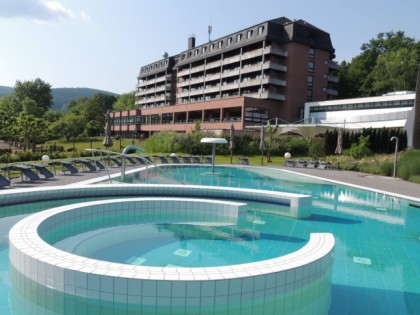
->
xmin=2 ymin=163 xmax=420 ymax=200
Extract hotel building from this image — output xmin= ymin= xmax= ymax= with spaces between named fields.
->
xmin=131 ymin=17 xmax=338 ymax=136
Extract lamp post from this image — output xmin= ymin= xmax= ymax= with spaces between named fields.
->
xmin=390 ymin=136 xmax=399 ymax=178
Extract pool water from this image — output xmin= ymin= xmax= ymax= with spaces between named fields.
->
xmin=1 ymin=165 xmax=420 ymax=314
xmin=49 ymin=210 xmax=307 ymax=267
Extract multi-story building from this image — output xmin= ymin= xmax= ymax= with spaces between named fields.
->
xmin=135 ymin=17 xmax=338 ymax=135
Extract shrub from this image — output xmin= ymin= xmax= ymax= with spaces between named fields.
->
xmin=276 ymin=136 xmax=309 ymax=157
xmin=408 ymin=175 xmax=420 ymax=184
xmin=346 ymin=135 xmax=371 ymax=159
xmin=308 ymin=138 xmax=325 ymax=160
xmin=397 ymin=150 xmax=420 ymax=180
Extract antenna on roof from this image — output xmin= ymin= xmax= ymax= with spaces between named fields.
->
xmin=208 ymin=24 xmax=212 ymax=42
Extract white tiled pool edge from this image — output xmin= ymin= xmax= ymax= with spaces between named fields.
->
xmin=9 ymin=197 xmax=334 ymax=309
xmin=0 ymin=183 xmax=312 ymax=219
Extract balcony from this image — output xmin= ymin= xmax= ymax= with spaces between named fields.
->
xmin=204 ymin=85 xmax=220 ymax=94
xmin=205 ymin=73 xmax=221 ymax=82
xmin=154 ymin=94 xmax=171 ymax=102
xmin=190 ymin=64 xmax=205 ymax=74
xmin=189 ymin=77 xmax=205 ymax=85
xmin=327 ymin=75 xmax=339 ymax=83
xmin=177 ymin=80 xmax=190 ymax=88
xmin=205 ymin=60 xmax=222 ymax=70
xmin=263 ymin=62 xmax=287 ymax=72
xmin=268 ymin=77 xmax=286 ymax=86
xmin=264 ymin=46 xmax=288 ymax=57
xmin=176 ymin=91 xmax=190 ymax=98
xmin=327 ymin=61 xmax=339 ymax=70
xmin=222 ymin=55 xmax=241 ymax=65
xmin=246 ymin=91 xmax=286 ymax=101
xmin=189 ymin=88 xmax=205 ymax=96
xmin=240 ymin=78 xmax=262 ymax=89
xmin=221 ymin=69 xmax=240 ymax=79
xmin=220 ymin=82 xmax=240 ymax=91
xmin=241 ymin=48 xmax=263 ymax=61
xmin=177 ymin=68 xmax=190 ymax=77
xmin=326 ymin=88 xmax=338 ymax=96
xmin=241 ymin=63 xmax=263 ymax=74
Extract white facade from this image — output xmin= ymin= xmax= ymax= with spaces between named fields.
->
xmin=304 ymin=91 xmax=416 ymax=146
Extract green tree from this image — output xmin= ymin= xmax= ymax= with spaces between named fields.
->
xmin=338 ymin=31 xmax=420 ymax=96
xmin=346 ymin=135 xmax=372 ymax=159
xmin=113 ymin=92 xmax=136 ymax=111
xmin=17 ymin=113 xmax=47 ymax=151
xmin=0 ymin=93 xmax=21 ymax=117
xmin=83 ymin=94 xmax=117 ymax=136
xmin=371 ymin=47 xmax=418 ymax=94
xmin=22 ymin=97 xmax=44 ymax=117
xmin=14 ymin=78 xmax=53 ymax=117
xmin=0 ymin=110 xmax=16 ymax=142
xmin=49 ymin=113 xmax=85 ymax=141
xmin=43 ymin=110 xmax=63 ymax=123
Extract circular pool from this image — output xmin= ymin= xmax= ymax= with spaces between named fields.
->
xmin=8 ymin=184 xmax=334 ymax=315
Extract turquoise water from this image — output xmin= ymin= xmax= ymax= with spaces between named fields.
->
xmin=1 ymin=165 xmax=420 ymax=314
xmin=48 ymin=209 xmax=307 ymax=267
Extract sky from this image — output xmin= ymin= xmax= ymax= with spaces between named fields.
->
xmin=1 ymin=0 xmax=419 ymax=95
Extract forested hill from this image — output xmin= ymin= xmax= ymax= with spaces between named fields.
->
xmin=0 ymin=86 xmax=119 ymax=111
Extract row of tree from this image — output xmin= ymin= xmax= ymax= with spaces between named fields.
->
xmin=324 ymin=128 xmax=407 ymax=156
xmin=0 ymin=78 xmax=136 ymax=151
xmin=337 ymin=31 xmax=420 ymax=97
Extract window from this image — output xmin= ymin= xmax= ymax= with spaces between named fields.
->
xmin=202 ymin=46 xmax=207 ymax=54
xmin=247 ymin=30 xmax=253 ymax=39
xmin=307 ymin=75 xmax=313 ymax=86
xmin=227 ymin=37 xmax=232 ymax=46
xmin=258 ymin=26 xmax=264 ymax=35
xmin=308 ymin=61 xmax=314 ymax=72
xmin=236 ymin=33 xmax=242 ymax=42
xmin=309 ymin=47 xmax=315 ymax=58
xmin=210 ymin=43 xmax=214 ymax=51
xmin=218 ymin=41 xmax=223 ymax=49
xmin=195 ymin=49 xmax=199 ymax=56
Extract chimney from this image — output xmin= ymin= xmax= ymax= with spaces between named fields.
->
xmin=188 ymin=34 xmax=196 ymax=50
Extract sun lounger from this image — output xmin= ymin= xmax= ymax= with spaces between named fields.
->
xmin=30 ymin=163 xmax=54 ymax=179
xmin=318 ymin=161 xmax=330 ymax=169
xmin=307 ymin=160 xmax=318 ymax=168
xmin=0 ymin=172 xmax=10 ymax=187
xmin=74 ymin=159 xmax=97 ymax=172
xmin=108 ymin=156 xmax=122 ymax=167
xmin=131 ymin=156 xmax=146 ymax=165
xmin=89 ymin=159 xmax=105 ymax=170
xmin=239 ymin=156 xmax=249 ymax=165
xmin=125 ymin=156 xmax=137 ymax=165
xmin=12 ymin=164 xmax=40 ymax=181
xmin=191 ymin=156 xmax=201 ymax=163
xmin=169 ymin=156 xmax=180 ymax=163
xmin=296 ymin=160 xmax=307 ymax=168
xmin=181 ymin=156 xmax=192 ymax=163
xmin=203 ymin=156 xmax=212 ymax=164
xmin=157 ymin=156 xmax=169 ymax=164
xmin=284 ymin=159 xmax=295 ymax=167
xmin=60 ymin=161 xmax=79 ymax=174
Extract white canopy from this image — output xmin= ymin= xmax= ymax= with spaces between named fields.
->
xmin=200 ymin=138 xmax=228 ymax=144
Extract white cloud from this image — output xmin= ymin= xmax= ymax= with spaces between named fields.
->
xmin=0 ymin=0 xmax=90 ymax=22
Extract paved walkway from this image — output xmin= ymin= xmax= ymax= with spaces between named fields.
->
xmin=2 ymin=163 xmax=420 ymax=201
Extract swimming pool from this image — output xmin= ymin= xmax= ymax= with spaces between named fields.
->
xmin=2 ymin=165 xmax=420 ymax=314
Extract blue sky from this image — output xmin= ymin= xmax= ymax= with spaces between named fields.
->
xmin=1 ymin=0 xmax=419 ymax=94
